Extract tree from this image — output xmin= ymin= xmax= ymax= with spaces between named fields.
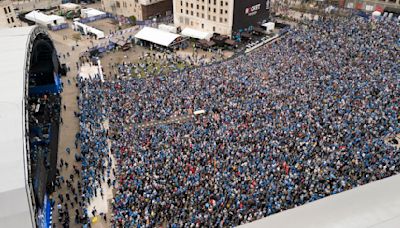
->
xmin=129 ymin=15 xmax=136 ymax=25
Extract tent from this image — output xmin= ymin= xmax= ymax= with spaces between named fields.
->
xmin=158 ymin=24 xmax=178 ymax=34
xmin=135 ymin=27 xmax=181 ymax=47
xmin=81 ymin=8 xmax=106 ymax=18
xmin=73 ymin=21 xmax=105 ymax=39
xmin=261 ymin=22 xmax=275 ymax=32
xmin=181 ymin=28 xmax=213 ymax=40
xmin=59 ymin=3 xmax=81 ymax=13
xmin=372 ymin=11 xmax=382 ymax=19
xmin=25 ymin=11 xmax=66 ymax=27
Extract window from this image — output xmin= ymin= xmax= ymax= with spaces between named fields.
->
xmin=201 ymin=13 xmax=204 ymax=18
xmin=225 ymin=1 xmax=228 ymax=6
xmin=196 ymin=4 xmax=199 ymax=9
xmin=191 ymin=11 xmax=193 ymax=15
xmin=213 ymin=26 xmax=215 ymax=32
xmin=213 ymin=8 xmax=216 ymax=13
xmin=208 ymin=15 xmax=210 ymax=19
xmin=225 ymin=10 xmax=227 ymax=14
xmin=186 ymin=2 xmax=188 ymax=7
xmin=7 ymin=18 xmax=10 ymax=24
xmin=208 ymin=7 xmax=210 ymax=11
xmin=180 ymin=9 xmax=183 ymax=13
xmin=220 ymin=1 xmax=223 ymax=6
xmin=10 ymin=17 xmax=14 ymax=23
xmin=3 ymin=7 xmax=7 ymax=14
xmin=202 ymin=23 xmax=204 ymax=28
xmin=116 ymin=1 xmax=120 ymax=8
xmin=196 ymin=12 xmax=199 ymax=17
xmin=202 ymin=5 xmax=204 ymax=10
xmin=190 ymin=3 xmax=193 ymax=8
xmin=180 ymin=1 xmax=183 ymax=6
xmin=214 ymin=0 xmax=216 ymax=5
xmin=213 ymin=16 xmax=216 ymax=21
xmin=220 ymin=9 xmax=223 ymax=14
xmin=186 ymin=10 xmax=189 ymax=14
xmin=7 ymin=6 xmax=11 ymax=13
xmin=219 ymin=17 xmax=222 ymax=22
xmin=179 ymin=16 xmax=183 ymax=23
xmin=224 ymin=18 xmax=227 ymax=22
xmin=208 ymin=0 xmax=211 ymax=3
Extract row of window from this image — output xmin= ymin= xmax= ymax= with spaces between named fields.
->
xmin=7 ymin=16 xmax=14 ymax=24
xmin=3 ymin=6 xmax=11 ymax=15
xmin=180 ymin=0 xmax=228 ymax=8
xmin=179 ymin=9 xmax=228 ymax=23
xmin=115 ymin=0 xmax=138 ymax=8
xmin=180 ymin=8 xmax=228 ymax=14
xmin=378 ymin=0 xmax=397 ymax=3
xmin=180 ymin=16 xmax=218 ymax=31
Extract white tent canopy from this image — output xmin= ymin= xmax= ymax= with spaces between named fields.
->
xmin=241 ymin=174 xmax=400 ymax=228
xmin=0 ymin=26 xmax=37 ymax=228
xmin=25 ymin=10 xmax=66 ymax=27
xmin=135 ymin=27 xmax=181 ymax=47
xmin=261 ymin=22 xmax=275 ymax=32
xmin=60 ymin=3 xmax=81 ymax=12
xmin=158 ymin=24 xmax=178 ymax=34
xmin=181 ymin=28 xmax=212 ymax=40
xmin=81 ymin=8 xmax=106 ymax=18
xmin=73 ymin=21 xmax=105 ymax=39
xmin=372 ymin=11 xmax=382 ymax=17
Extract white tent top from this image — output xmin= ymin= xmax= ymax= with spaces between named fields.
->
xmin=81 ymin=8 xmax=106 ymax=18
xmin=135 ymin=27 xmax=181 ymax=47
xmin=241 ymin=174 xmax=400 ymax=228
xmin=60 ymin=3 xmax=81 ymax=10
xmin=181 ymin=28 xmax=212 ymax=40
xmin=25 ymin=10 xmax=65 ymax=26
xmin=73 ymin=21 xmax=105 ymax=39
xmin=372 ymin=11 xmax=382 ymax=17
xmin=0 ymin=26 xmax=36 ymax=227
xmin=158 ymin=24 xmax=178 ymax=34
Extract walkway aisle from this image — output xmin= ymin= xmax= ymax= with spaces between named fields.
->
xmin=50 ymin=33 xmax=89 ymax=228
xmin=87 ymin=120 xmax=117 ymax=228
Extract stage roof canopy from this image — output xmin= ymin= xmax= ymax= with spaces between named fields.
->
xmin=0 ymin=26 xmax=36 ymax=228
xmin=135 ymin=27 xmax=181 ymax=47
xmin=241 ymin=174 xmax=400 ymax=228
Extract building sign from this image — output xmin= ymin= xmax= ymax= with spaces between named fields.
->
xmin=233 ymin=0 xmax=269 ymax=32
xmin=245 ymin=4 xmax=261 ymax=16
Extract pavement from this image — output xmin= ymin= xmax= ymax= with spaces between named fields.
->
xmin=49 ymin=29 xmax=112 ymax=227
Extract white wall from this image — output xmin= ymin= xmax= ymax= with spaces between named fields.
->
xmin=173 ymin=0 xmax=234 ymax=36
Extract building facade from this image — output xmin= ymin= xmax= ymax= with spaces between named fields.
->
xmin=345 ymin=0 xmax=400 ymax=11
xmin=101 ymin=0 xmax=173 ymax=20
xmin=0 ymin=0 xmax=18 ymax=27
xmin=173 ymin=0 xmax=269 ymax=37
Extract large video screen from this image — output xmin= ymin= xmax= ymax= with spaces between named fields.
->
xmin=232 ymin=0 xmax=269 ymax=31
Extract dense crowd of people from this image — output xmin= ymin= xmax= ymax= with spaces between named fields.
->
xmin=77 ymin=15 xmax=399 ymax=227
xmin=107 ymin=51 xmax=221 ymax=80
